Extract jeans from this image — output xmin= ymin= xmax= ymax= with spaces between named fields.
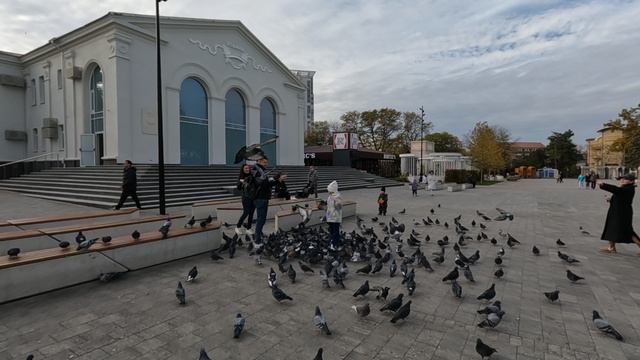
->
xmin=253 ymin=198 xmax=269 ymax=244
xmin=328 ymin=222 xmax=342 ymax=247
xmin=116 ymin=188 xmax=141 ymax=209
xmin=236 ymin=196 xmax=255 ymax=229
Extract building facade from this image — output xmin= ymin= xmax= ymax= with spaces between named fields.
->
xmin=584 ymin=126 xmax=626 ymax=178
xmin=510 ymin=141 xmax=545 ymax=158
xmin=0 ymin=12 xmax=307 ymax=166
xmin=290 ymin=69 xmax=315 ymax=131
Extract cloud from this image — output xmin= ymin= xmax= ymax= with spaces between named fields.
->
xmin=1 ymin=0 xmax=639 ymax=145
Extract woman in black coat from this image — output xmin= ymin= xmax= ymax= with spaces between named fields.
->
xmin=599 ymin=174 xmax=640 ymax=253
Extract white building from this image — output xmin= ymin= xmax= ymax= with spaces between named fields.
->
xmin=400 ymin=151 xmax=473 ymax=180
xmin=290 ymin=69 xmax=315 ymax=131
xmin=0 ymin=12 xmax=307 ymax=166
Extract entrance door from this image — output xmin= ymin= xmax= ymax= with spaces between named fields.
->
xmin=95 ymin=133 xmax=104 ymax=165
xmin=80 ymin=134 xmax=96 ymax=167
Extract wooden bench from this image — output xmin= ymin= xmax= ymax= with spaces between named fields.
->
xmin=5 ymin=208 xmax=139 ymax=230
xmin=0 ymin=222 xmax=221 ymax=303
xmin=191 ymin=197 xmax=242 ymax=219
xmin=274 ymin=200 xmax=357 ymax=232
xmin=0 ymin=214 xmax=186 ymax=254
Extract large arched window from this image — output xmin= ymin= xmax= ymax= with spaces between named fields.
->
xmin=225 ymin=89 xmax=246 ymax=164
xmin=180 ymin=78 xmax=209 ymax=165
xmin=89 ymin=66 xmax=104 ymax=134
xmin=260 ymin=98 xmax=277 ymax=164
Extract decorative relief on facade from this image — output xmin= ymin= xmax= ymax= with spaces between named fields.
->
xmin=107 ymin=34 xmax=131 ymax=60
xmin=188 ymin=38 xmax=272 ymax=73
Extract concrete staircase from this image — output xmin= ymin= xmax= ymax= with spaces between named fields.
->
xmin=0 ymin=165 xmax=402 ymax=209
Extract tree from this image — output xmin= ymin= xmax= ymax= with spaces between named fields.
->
xmin=466 ymin=122 xmax=507 ymax=181
xmin=606 ymin=104 xmax=640 ymax=169
xmin=423 ymin=132 xmax=464 ymax=153
xmin=304 ymin=121 xmax=332 ymax=146
xmin=512 ymin=148 xmax=547 ymax=169
xmin=492 ymin=125 xmax=512 ymax=169
xmin=546 ymin=130 xmax=581 ymax=176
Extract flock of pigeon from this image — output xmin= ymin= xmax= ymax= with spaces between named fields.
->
xmin=10 ymin=200 xmax=626 ymax=359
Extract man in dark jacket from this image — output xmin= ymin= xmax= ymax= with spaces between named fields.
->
xmin=114 ymin=160 xmax=142 ymax=210
xmin=599 ymin=173 xmax=640 ymax=253
xmin=308 ymin=166 xmax=318 ymax=198
xmin=250 ymin=155 xmax=282 ymax=256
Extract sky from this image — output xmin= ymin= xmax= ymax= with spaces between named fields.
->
xmin=2 ymin=0 xmax=639 ymax=145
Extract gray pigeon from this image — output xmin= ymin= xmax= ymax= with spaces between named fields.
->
xmin=352 ymin=303 xmax=370 ymax=317
xmin=76 ymin=237 xmax=97 ymax=251
xmin=313 ymin=348 xmax=323 ymax=360
xmin=451 ymin=280 xmax=462 ymax=298
xmin=233 ymin=313 xmax=245 ymax=338
xmin=175 ymin=281 xmax=186 ymax=305
xmin=478 ymin=310 xmax=505 ymax=328
xmin=199 ymin=348 xmax=212 ymax=360
xmin=592 ymin=310 xmax=623 ymax=341
xmin=313 ymin=306 xmax=331 ymax=335
xmin=463 ymin=266 xmax=475 ymax=282
xmin=271 ymin=286 xmax=293 ymax=302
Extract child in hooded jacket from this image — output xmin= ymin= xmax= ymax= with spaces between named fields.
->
xmin=325 ymin=180 xmax=343 ymax=250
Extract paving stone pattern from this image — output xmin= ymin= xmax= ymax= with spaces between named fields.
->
xmin=1 ymin=180 xmax=640 ymax=359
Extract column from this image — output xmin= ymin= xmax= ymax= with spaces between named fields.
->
xmin=106 ymin=33 xmax=132 ymax=163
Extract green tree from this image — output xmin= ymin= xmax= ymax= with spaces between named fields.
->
xmin=492 ymin=125 xmax=512 ymax=169
xmin=423 ymin=132 xmax=464 ymax=152
xmin=546 ymin=130 xmax=581 ymax=176
xmin=512 ymin=148 xmax=547 ymax=169
xmin=606 ymin=104 xmax=640 ymax=169
xmin=304 ymin=121 xmax=332 ymax=146
xmin=466 ymin=122 xmax=507 ymax=181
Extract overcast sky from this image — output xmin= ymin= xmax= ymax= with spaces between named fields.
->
xmin=2 ymin=0 xmax=639 ymax=144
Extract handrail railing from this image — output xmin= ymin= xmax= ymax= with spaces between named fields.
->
xmin=0 ymin=152 xmax=65 ymax=168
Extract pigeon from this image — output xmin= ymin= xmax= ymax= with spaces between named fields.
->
xmin=477 ymin=284 xmax=496 ymax=301
xmin=319 ymin=270 xmax=330 ymax=289
xmin=477 ymin=301 xmax=502 ymax=314
xmin=389 ymin=259 xmax=398 ymax=277
xmin=544 ymin=290 xmax=559 ymax=302
xmin=490 ymin=238 xmax=497 ymax=245
xmin=332 ymin=269 xmax=345 ymax=289
xmin=353 ymin=280 xmax=370 ymax=297
xmin=75 ymin=231 xmax=86 ymax=244
xmin=476 ymin=338 xmax=497 ymax=359
xmin=494 ymin=268 xmax=504 ymax=279
xmin=299 ymin=261 xmax=315 ymax=274
xmin=199 ymin=348 xmax=212 ymax=360
xmin=7 ymin=247 xmax=20 ymax=258
xmin=463 ymin=266 xmax=475 ymax=282
xmin=268 ymin=267 xmax=277 ymax=288
xmin=58 ymin=241 xmax=70 ymax=249
xmin=558 ymin=251 xmax=580 ymax=264
xmin=313 ymin=348 xmax=323 ymax=360
xmin=580 ymin=226 xmax=591 ymax=235
xmin=76 ymin=237 xmax=97 ymax=251
xmin=313 ymin=306 xmax=331 ymax=335
xmin=480 ymin=223 xmax=487 ymax=230
xmin=406 ymin=277 xmax=416 ymax=296
xmin=532 ymin=245 xmax=540 ymax=255
xmin=159 ymin=218 xmax=172 ymax=238
xmin=287 ymin=264 xmax=296 ymax=284
xmin=184 ymin=216 xmax=196 ymax=228
xmin=371 ymin=217 xmax=379 ymax=222
xmin=271 ymin=285 xmax=293 ymax=302
xmin=380 ymin=293 xmax=404 ymax=312
xmin=175 ymin=281 xmax=186 ymax=305
xmin=233 ymin=313 xmax=245 ymax=338
xmin=402 ymin=268 xmax=415 ymax=285
xmin=352 ymin=303 xmax=370 ymax=317
xmin=556 ymin=238 xmax=566 ymax=247
xmin=131 ymin=230 xmax=140 ymax=240
xmin=468 ymin=250 xmax=480 ymax=264
xmin=99 ymin=272 xmax=124 ymax=282
xmin=494 ymin=257 xmax=503 ymax=265
xmin=26 ymin=355 xmax=34 ymax=360
xmin=390 ymin=300 xmax=412 ymax=323
xmin=430 ymin=208 xmax=435 ymax=214
xmin=374 ymin=286 xmax=390 ymax=301
xmin=592 ymin=310 xmax=623 ymax=341
xmin=566 ymin=270 xmax=584 ymax=282
xmin=399 ymin=208 xmax=406 ymax=214
xmin=417 ymin=254 xmax=433 ymax=272
xmin=210 ymin=250 xmax=223 ymax=261
xmin=478 ymin=310 xmax=505 ymax=328
xmin=433 ymin=254 xmax=445 ymax=265
xmin=442 ymin=267 xmax=459 ymax=282
xmin=371 ymin=259 xmax=384 ymax=274
xmin=357 ymin=263 xmax=372 ymax=274
xmin=498 ymin=247 xmax=505 ymax=257
xmin=187 ymin=266 xmax=198 ymax=282
xmin=451 ymin=280 xmax=462 ymax=298
xmin=472 ymin=220 xmax=476 ymax=227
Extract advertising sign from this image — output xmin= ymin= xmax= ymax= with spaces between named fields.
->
xmin=333 ymin=133 xmax=348 ymax=150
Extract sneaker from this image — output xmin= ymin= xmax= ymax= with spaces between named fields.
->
xmin=235 ymin=227 xmax=245 ymax=235
xmin=245 ymin=228 xmax=254 ymax=235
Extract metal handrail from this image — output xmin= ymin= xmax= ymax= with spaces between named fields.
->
xmin=0 ymin=152 xmax=65 ymax=168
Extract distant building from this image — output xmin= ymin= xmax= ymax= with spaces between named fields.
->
xmin=584 ymin=126 xmax=626 ymax=178
xmin=510 ymin=142 xmax=545 ymax=158
xmin=290 ymin=70 xmax=315 ymax=131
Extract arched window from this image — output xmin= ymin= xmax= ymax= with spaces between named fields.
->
xmin=260 ymin=98 xmax=277 ymax=164
xmin=89 ymin=66 xmax=104 ymax=133
xmin=225 ymin=89 xmax=246 ymax=164
xmin=180 ymin=78 xmax=209 ymax=165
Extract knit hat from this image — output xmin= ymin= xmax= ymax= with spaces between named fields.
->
xmin=381 ymin=186 xmax=386 ymax=192
xmin=327 ymin=180 xmax=338 ymax=193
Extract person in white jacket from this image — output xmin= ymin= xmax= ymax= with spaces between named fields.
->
xmin=426 ymin=171 xmax=437 ymax=192
xmin=325 ymin=180 xmax=343 ymax=250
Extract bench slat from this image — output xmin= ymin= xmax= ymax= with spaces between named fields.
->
xmin=0 ymin=222 xmax=220 ymax=270
xmin=38 ymin=214 xmax=185 ymax=236
xmin=6 ymin=209 xmax=138 ymax=226
xmin=0 ymin=230 xmax=44 ymax=242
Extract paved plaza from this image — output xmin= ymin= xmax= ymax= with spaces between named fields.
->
xmin=1 ymin=179 xmax=640 ymax=360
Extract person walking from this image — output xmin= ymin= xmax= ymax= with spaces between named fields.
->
xmin=585 ymin=172 xmax=592 ymax=189
xmin=591 ymin=172 xmax=598 ymax=190
xmin=235 ymin=164 xmax=255 ymax=236
xmin=325 ymin=180 xmax=343 ymax=251
xmin=377 ymin=186 xmax=388 ymax=216
xmin=427 ymin=171 xmax=437 ymax=193
xmin=114 ymin=160 xmax=142 ymax=210
xmin=250 ymin=154 xmax=280 ymax=263
xmin=598 ymin=174 xmax=640 ymax=254
xmin=308 ymin=166 xmax=319 ymax=198
xmin=411 ymin=177 xmax=418 ymax=197
xmin=577 ymin=174 xmax=585 ymax=189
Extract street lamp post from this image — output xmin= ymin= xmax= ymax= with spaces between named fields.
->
xmin=419 ymin=106 xmax=426 ymax=178
xmin=156 ymin=0 xmax=167 ymax=215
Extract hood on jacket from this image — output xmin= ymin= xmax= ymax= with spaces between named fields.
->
xmin=327 ymin=180 xmax=338 ymax=193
